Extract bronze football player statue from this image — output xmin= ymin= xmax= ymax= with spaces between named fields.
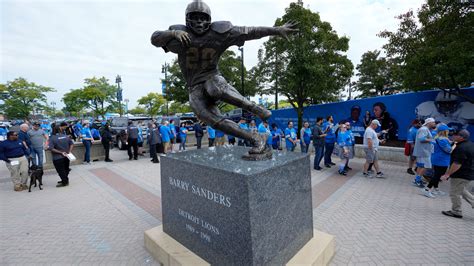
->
xmin=151 ymin=0 xmax=297 ymax=160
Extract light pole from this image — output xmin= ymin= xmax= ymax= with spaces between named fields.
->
xmin=116 ymin=75 xmax=123 ymax=117
xmin=124 ymin=99 xmax=129 ymax=115
xmin=162 ymin=63 xmax=169 ymax=116
xmin=238 ymin=46 xmax=245 ymax=98
xmin=50 ymin=101 xmax=56 ymax=117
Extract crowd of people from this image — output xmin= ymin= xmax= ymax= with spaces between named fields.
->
xmin=404 ymin=117 xmax=474 ymax=218
xmin=1 ymin=115 xmax=472 ymax=219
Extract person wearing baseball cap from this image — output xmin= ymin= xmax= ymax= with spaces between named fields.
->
xmin=441 ymin=129 xmax=474 ymax=218
xmin=412 ymin=117 xmax=437 ymax=187
xmin=362 ymin=119 xmax=384 ymax=178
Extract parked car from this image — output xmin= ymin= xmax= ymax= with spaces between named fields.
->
xmin=110 ymin=116 xmax=152 ymax=150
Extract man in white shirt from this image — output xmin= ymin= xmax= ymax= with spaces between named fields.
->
xmin=363 ymin=119 xmax=384 ymax=178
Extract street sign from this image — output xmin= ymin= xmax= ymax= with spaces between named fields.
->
xmin=162 ymin=82 xmax=167 ymax=95
xmin=117 ymin=89 xmax=123 ymax=101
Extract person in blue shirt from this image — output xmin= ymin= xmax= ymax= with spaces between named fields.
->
xmin=323 ymin=116 xmax=336 ymax=167
xmin=18 ymin=124 xmax=31 ymax=150
xmin=237 ymin=118 xmax=249 ymax=146
xmin=81 ymin=121 xmax=93 ymax=164
xmin=215 ymin=129 xmax=225 ymax=146
xmin=285 ymin=121 xmax=297 ymax=152
xmin=160 ymin=120 xmax=171 ymax=154
xmin=299 ymin=121 xmax=312 ymax=153
xmin=73 ymin=121 xmax=82 ymax=140
xmin=91 ymin=127 xmax=101 ymax=140
xmin=207 ymin=125 xmax=216 ymax=147
xmin=40 ymin=120 xmax=51 ymax=136
xmin=0 ymin=131 xmax=30 ymax=191
xmin=258 ymin=121 xmax=272 ymax=149
xmin=336 ymin=124 xmax=352 ymax=175
xmin=169 ymin=120 xmax=177 ymax=153
xmin=271 ymin=123 xmax=284 ymax=150
xmin=0 ymin=126 xmax=7 ymax=141
xmin=422 ymin=124 xmax=452 ymax=198
xmin=179 ymin=122 xmax=188 ymax=151
xmin=405 ymin=119 xmax=421 ymax=175
xmin=344 ymin=121 xmax=355 ymax=171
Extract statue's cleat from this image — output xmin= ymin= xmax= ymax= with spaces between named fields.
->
xmin=249 ymin=133 xmax=266 ymax=154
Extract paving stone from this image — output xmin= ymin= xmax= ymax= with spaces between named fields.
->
xmin=1 ymin=149 xmax=473 ymax=265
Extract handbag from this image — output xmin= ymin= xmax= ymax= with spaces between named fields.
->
xmin=404 ymin=142 xmax=411 ymax=156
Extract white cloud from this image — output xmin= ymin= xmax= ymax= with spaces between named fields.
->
xmin=1 ymin=0 xmax=424 ymax=109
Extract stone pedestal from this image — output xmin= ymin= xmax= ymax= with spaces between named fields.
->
xmin=158 ymin=146 xmax=313 ymax=265
xmin=145 ymin=225 xmax=335 ymax=266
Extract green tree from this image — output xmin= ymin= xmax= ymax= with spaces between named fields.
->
xmin=378 ymin=0 xmax=473 ymax=91
xmin=82 ymin=77 xmax=118 ymax=118
xmin=0 ymin=77 xmax=55 ymax=119
xmin=129 ymin=106 xmax=147 ymax=116
xmin=168 ymin=101 xmax=192 ymax=115
xmin=63 ymin=88 xmax=89 ymax=117
xmin=354 ymin=50 xmax=401 ymax=97
xmin=138 ymin=93 xmax=166 ymax=117
xmin=258 ymin=2 xmax=353 ymax=130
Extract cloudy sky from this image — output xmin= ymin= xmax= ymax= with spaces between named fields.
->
xmin=1 ymin=0 xmax=425 ymax=109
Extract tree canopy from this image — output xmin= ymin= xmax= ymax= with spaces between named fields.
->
xmin=378 ymin=0 xmax=473 ymax=91
xmin=62 ymin=77 xmax=118 ymax=118
xmin=137 ymin=92 xmax=166 ymax=117
xmin=257 ymin=2 xmax=353 ymax=130
xmin=354 ymin=50 xmax=401 ymax=97
xmin=0 ymin=77 xmax=55 ymax=119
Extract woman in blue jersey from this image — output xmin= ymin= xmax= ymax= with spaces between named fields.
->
xmin=422 ymin=124 xmax=452 ymax=198
xmin=300 ymin=121 xmax=312 ymax=153
xmin=179 ymin=122 xmax=188 ymax=151
xmin=271 ymin=123 xmax=283 ymax=150
xmin=285 ymin=121 xmax=298 ymax=152
xmin=336 ymin=124 xmax=352 ymax=175
xmin=81 ymin=121 xmax=93 ymax=164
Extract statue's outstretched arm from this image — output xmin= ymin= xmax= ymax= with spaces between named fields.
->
xmin=240 ymin=21 xmax=298 ymax=41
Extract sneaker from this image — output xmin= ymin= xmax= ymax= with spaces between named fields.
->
xmin=422 ymin=189 xmax=435 ymax=198
xmin=363 ymin=172 xmax=372 ymax=178
xmin=344 ymin=166 xmax=352 ymax=171
xmin=338 ymin=170 xmax=347 ymax=176
xmin=56 ymin=183 xmax=69 ymax=188
xmin=325 ymin=164 xmax=331 ymax=168
xmin=407 ymin=168 xmax=416 ymax=175
xmin=432 ymin=189 xmax=446 ymax=196
xmin=412 ymin=180 xmax=425 ymax=188
xmin=441 ymin=210 xmax=462 ymax=219
xmin=376 ymin=172 xmax=384 ymax=178
xmin=105 ymin=159 xmax=113 ymax=162
xmin=329 ymin=162 xmax=336 ymax=166
xmin=367 ymin=170 xmax=374 ymax=174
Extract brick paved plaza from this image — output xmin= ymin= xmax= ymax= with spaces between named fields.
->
xmin=1 ymin=147 xmax=473 ymax=265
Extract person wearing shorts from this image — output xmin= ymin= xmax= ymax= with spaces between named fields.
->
xmin=412 ymin=118 xmax=436 ymax=187
xmin=363 ymin=119 xmax=384 ymax=178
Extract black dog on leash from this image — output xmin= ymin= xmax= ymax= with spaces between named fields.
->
xmin=28 ymin=165 xmax=44 ymax=192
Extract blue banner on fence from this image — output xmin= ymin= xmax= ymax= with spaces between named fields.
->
xmin=267 ymin=88 xmax=474 ymax=141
